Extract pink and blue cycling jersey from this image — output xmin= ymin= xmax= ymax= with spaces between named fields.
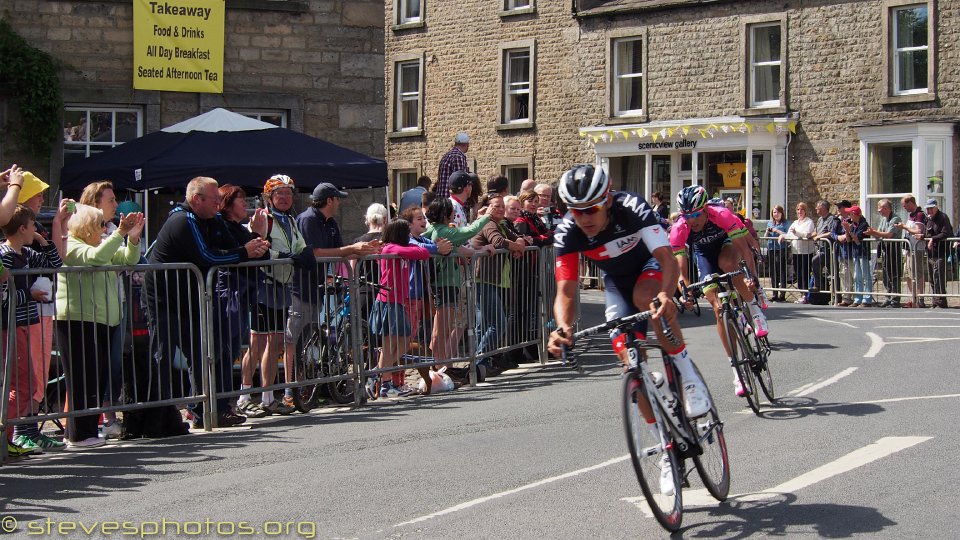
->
xmin=669 ymin=205 xmax=749 ymax=257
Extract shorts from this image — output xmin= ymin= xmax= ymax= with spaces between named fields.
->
xmin=251 ymin=303 xmax=287 ymax=334
xmin=370 ymin=300 xmax=412 ymax=337
xmin=904 ymin=250 xmax=927 ymax=281
xmin=284 ymin=296 xmax=318 ymax=346
xmin=432 ymin=285 xmax=461 ymax=308
xmin=602 ymin=257 xmax=662 ymax=350
xmin=693 ymin=238 xmax=733 ymax=279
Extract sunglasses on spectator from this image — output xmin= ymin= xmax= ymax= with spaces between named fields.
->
xmin=570 ymin=201 xmax=606 ymax=217
xmin=682 ymin=210 xmax=703 ymax=219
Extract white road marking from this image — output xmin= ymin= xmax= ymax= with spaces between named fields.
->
xmin=865 ymin=332 xmax=885 ymax=358
xmin=875 ymin=325 xmax=960 ymax=328
xmin=845 ymin=317 xmax=960 ymax=321
xmin=394 ymin=455 xmax=630 ymax=527
xmin=788 ymin=367 xmax=858 ymax=397
xmin=865 ymin=332 xmax=960 ymax=358
xmin=809 ymin=317 xmax=858 ymax=328
xmin=625 ymin=436 xmax=931 ymax=516
xmin=742 ymin=393 xmax=960 ymax=413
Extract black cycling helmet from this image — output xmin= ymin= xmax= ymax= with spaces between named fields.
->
xmin=558 ymin=164 xmax=610 ymax=207
xmin=676 ymin=185 xmax=708 ymax=214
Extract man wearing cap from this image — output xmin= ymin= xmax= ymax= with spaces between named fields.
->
xmin=895 ymin=196 xmax=929 ymax=307
xmin=830 ymin=200 xmax=855 ymax=306
xmin=922 ymin=198 xmax=953 ymax=308
xmin=811 ymin=200 xmax=838 ymax=298
xmin=435 ymin=132 xmax=470 ymax=198
xmin=448 ymin=171 xmax=473 ymax=227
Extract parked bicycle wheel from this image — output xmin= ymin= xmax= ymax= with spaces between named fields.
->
xmin=293 ymin=327 xmax=325 ymax=412
xmin=622 ymin=372 xmax=683 ymax=531
xmin=688 ymin=363 xmax=729 ymax=501
xmin=723 ymin=311 xmax=761 ymax=415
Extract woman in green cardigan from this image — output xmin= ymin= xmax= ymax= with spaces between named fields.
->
xmin=55 ymin=204 xmax=143 ymax=447
xmin=423 ymin=197 xmax=492 ymax=362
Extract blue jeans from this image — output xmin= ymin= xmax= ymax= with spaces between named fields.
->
xmin=852 ymin=256 xmax=873 ymax=304
xmin=475 ymin=283 xmax=507 ymax=360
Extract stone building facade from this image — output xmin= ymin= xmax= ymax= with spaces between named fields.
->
xmin=1 ymin=0 xmax=385 ymax=237
xmin=385 ymin=0 xmax=958 ymax=227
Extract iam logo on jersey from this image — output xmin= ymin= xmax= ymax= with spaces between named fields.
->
xmin=596 ymin=233 xmax=640 ymax=259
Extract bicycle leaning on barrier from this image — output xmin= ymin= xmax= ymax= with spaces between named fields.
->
xmin=559 ymin=303 xmax=730 ymax=532
xmin=681 ymin=261 xmax=776 ymax=415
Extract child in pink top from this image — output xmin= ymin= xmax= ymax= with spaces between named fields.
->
xmin=370 ymin=219 xmax=429 ymax=398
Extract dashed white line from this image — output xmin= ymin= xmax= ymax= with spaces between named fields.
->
xmin=789 ymin=367 xmax=858 ymax=397
xmin=809 ymin=317 xmax=859 ymax=328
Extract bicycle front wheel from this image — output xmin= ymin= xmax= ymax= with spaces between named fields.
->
xmin=723 ymin=312 xmax=760 ymax=415
xmin=293 ymin=329 xmax=324 ymax=413
xmin=752 ymin=346 xmax=776 ymax=403
xmin=622 ymin=372 xmax=683 ymax=531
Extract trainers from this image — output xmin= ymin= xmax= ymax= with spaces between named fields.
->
xmin=67 ymin=437 xmax=105 ymax=449
xmin=734 ymin=378 xmax=746 ymax=397
xmin=32 ymin=433 xmax=67 ymax=451
xmin=281 ymin=395 xmax=297 ymax=411
xmin=217 ymin=411 xmax=247 ymax=427
xmin=6 ymin=440 xmax=36 ymax=457
xmin=395 ymin=384 xmax=415 ymax=397
xmin=101 ymin=421 xmax=122 ymax=440
xmin=379 ymin=381 xmax=392 ymax=399
xmin=659 ymin=454 xmax=675 ymax=496
xmin=752 ymin=311 xmax=769 ymax=338
xmin=262 ymin=400 xmax=295 ymax=416
xmin=12 ymin=435 xmax=44 ymax=454
xmin=365 ymin=377 xmax=379 ymax=400
xmin=238 ymin=401 xmax=268 ymax=418
xmin=682 ymin=382 xmax=712 ymax=418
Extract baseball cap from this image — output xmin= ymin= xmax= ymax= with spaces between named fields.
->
xmin=849 ymin=205 xmax=862 ymax=216
xmin=924 ymin=198 xmax=938 ymax=208
xmin=454 ymin=131 xmax=470 ymax=144
xmin=17 ymin=171 xmax=49 ymax=203
xmin=311 ymin=182 xmax=348 ymax=201
xmin=449 ymin=171 xmax=472 ymax=192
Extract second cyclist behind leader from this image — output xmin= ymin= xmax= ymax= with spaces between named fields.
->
xmin=546 ymin=165 xmax=712 ymax=418
xmin=670 ymin=185 xmax=771 ymax=398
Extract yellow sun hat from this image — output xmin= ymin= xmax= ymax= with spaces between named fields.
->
xmin=17 ymin=171 xmax=50 ymax=203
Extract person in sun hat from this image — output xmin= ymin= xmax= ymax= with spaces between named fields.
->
xmin=922 ymin=198 xmax=952 ymax=308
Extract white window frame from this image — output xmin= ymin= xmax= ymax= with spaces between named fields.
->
xmin=498 ymin=40 xmax=535 ymax=128
xmin=394 ymin=59 xmax=422 ymax=132
xmin=235 ymin=109 xmax=288 ymax=128
xmin=396 ymin=0 xmax=423 ymax=25
xmin=748 ymin=23 xmax=782 ymax=108
xmin=857 ymin=122 xmax=953 ymax=227
xmin=63 ymin=106 xmax=143 ymax=160
xmin=892 ymin=4 xmax=929 ymax=95
xmin=393 ymin=168 xmax=419 ymax=208
xmin=612 ymin=36 xmax=644 ymax=117
xmin=504 ymin=0 xmax=531 ymax=10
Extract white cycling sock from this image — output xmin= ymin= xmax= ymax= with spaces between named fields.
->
xmin=237 ymin=385 xmax=252 ymax=405
xmin=731 ymin=364 xmax=739 ymax=382
xmin=669 ymin=346 xmax=702 ymax=386
xmin=261 ymin=391 xmax=274 ymax=406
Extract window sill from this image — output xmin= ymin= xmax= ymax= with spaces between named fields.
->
xmin=392 ymin=21 xmax=425 ymax=32
xmin=606 ymin=114 xmax=648 ymax=125
xmin=499 ymin=7 xmax=536 ymax=18
xmin=388 ymin=129 xmax=423 ymax=139
xmin=740 ymin=105 xmax=787 ymax=117
xmin=881 ymin=92 xmax=937 ymax=106
xmin=497 ymin=121 xmax=534 ymax=131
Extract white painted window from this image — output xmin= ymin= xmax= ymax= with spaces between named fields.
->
xmin=395 ymin=59 xmax=422 ymax=132
xmin=502 ymin=165 xmax=528 ymax=193
xmin=503 ymin=48 xmax=531 ymax=123
xmin=749 ymin=23 xmax=781 ymax=108
xmin=398 ymin=0 xmax=422 ymax=24
xmin=505 ymin=0 xmax=531 ymax=10
xmin=612 ymin=37 xmax=643 ymax=116
xmin=892 ymin=4 xmax=929 ymax=95
xmin=63 ymin=106 xmax=142 ymax=165
xmin=236 ymin=110 xmax=287 ymax=127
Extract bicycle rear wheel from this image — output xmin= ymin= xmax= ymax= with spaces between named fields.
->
xmin=688 ymin=363 xmax=729 ymax=501
xmin=622 ymin=372 xmax=683 ymax=531
xmin=723 ymin=312 xmax=760 ymax=415
xmin=293 ymin=329 xmax=324 ymax=412
xmin=752 ymin=345 xmax=776 ymax=403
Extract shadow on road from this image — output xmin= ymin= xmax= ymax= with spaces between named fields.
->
xmin=757 ymin=396 xmax=885 ymax=420
xmin=679 ymin=492 xmax=896 ymax=538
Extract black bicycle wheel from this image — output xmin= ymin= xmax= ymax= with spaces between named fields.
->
xmin=688 ymin=365 xmax=730 ymax=501
xmin=622 ymin=372 xmax=683 ymax=531
xmin=723 ymin=312 xmax=760 ymax=415
xmin=751 ymin=341 xmax=776 ymax=403
xmin=293 ymin=329 xmax=324 ymax=412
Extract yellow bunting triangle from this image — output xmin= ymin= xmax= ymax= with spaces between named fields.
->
xmin=651 ymin=132 xmax=659 ymax=142
xmin=681 ymin=126 xmax=690 ymax=136
xmin=667 ymin=128 xmax=676 ymax=137
xmin=766 ymin=123 xmax=776 ymax=134
xmin=788 ymin=121 xmax=797 ymax=133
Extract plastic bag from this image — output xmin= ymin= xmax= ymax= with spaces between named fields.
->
xmin=418 ymin=366 xmax=455 ymax=393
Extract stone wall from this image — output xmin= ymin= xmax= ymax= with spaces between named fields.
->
xmin=386 ymin=0 xmax=960 ymax=217
xmin=0 ymin=0 xmax=385 ymax=238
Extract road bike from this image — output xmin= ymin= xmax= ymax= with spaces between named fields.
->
xmin=560 ymin=307 xmax=730 ymax=532
xmin=682 ymin=262 xmax=775 ymax=415
xmin=291 ymin=276 xmax=383 ymax=411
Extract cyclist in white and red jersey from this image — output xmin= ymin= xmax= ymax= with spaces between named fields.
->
xmin=547 ymin=165 xmax=712 ymax=423
xmin=671 ymin=186 xmax=770 ymax=397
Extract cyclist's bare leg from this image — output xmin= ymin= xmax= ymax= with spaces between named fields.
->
xmin=719 ymin=244 xmax=756 ymax=303
xmin=704 ymin=287 xmax=734 ymax=358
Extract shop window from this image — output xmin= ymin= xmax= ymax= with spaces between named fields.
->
xmin=63 ymin=106 xmax=142 ymax=166
xmin=748 ymin=23 xmax=782 ymax=108
xmin=394 ymin=58 xmax=423 ymax=132
xmin=611 ymin=36 xmax=645 ymax=117
xmin=499 ymin=41 xmax=535 ymax=128
xmin=236 ymin=109 xmax=287 ymax=127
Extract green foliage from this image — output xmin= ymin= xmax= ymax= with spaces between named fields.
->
xmin=0 ymin=18 xmax=63 ymax=158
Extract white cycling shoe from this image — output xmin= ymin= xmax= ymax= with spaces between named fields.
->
xmin=683 ymin=382 xmax=712 ymax=418
xmin=659 ymin=454 xmax=675 ymax=496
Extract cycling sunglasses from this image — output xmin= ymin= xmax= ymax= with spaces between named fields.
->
xmin=682 ymin=210 xmax=704 ymax=219
xmin=570 ymin=199 xmax=606 ymax=217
